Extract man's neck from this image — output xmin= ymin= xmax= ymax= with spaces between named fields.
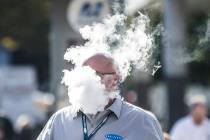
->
xmin=82 ymin=98 xmax=116 ymax=117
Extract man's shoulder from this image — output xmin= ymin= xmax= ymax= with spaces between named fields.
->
xmin=55 ymin=106 xmax=74 ymax=114
xmin=204 ymin=118 xmax=210 ymax=126
xmin=171 ymin=116 xmax=190 ymax=130
xmin=37 ymin=106 xmax=78 ymax=139
xmin=176 ymin=116 xmax=190 ymax=124
xmin=51 ymin=106 xmax=77 ymax=121
xmin=121 ymin=101 xmax=163 ymax=139
xmin=122 ymin=101 xmax=158 ymax=122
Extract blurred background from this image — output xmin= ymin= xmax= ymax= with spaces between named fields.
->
xmin=0 ymin=0 xmax=210 ymax=139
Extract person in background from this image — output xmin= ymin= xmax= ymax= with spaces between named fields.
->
xmin=0 ymin=114 xmax=14 ymax=140
xmin=170 ymin=94 xmax=210 ymax=140
xmin=163 ymin=132 xmax=170 ymax=140
xmin=15 ymin=115 xmax=33 ymax=140
xmin=17 ymin=126 xmax=33 ymax=140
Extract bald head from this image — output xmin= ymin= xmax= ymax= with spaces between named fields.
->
xmin=83 ymin=54 xmax=116 ymax=73
xmin=83 ymin=53 xmax=120 ymax=102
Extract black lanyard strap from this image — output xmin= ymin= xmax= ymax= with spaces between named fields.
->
xmin=82 ymin=114 xmax=88 ymax=140
xmin=82 ymin=112 xmax=112 ymax=140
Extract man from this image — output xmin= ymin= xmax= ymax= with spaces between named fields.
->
xmin=37 ymin=53 xmax=163 ymax=140
xmin=170 ymin=94 xmax=210 ymax=140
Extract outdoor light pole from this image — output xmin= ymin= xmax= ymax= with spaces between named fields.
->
xmin=163 ymin=0 xmax=187 ymax=128
xmin=50 ymin=0 xmax=79 ymax=94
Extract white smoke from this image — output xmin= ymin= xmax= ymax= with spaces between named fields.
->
xmin=63 ymin=13 xmax=154 ymax=115
xmin=62 ymin=66 xmax=119 ymax=115
xmin=125 ymin=0 xmax=152 ymax=15
xmin=199 ymin=18 xmax=210 ymax=44
xmin=64 ymin=13 xmax=154 ymax=81
xmin=125 ymin=0 xmax=162 ymax=15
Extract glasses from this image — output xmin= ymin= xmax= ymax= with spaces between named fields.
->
xmin=95 ymin=71 xmax=116 ymax=77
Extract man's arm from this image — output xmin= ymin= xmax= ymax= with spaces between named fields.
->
xmin=144 ymin=113 xmax=164 ymax=140
xmin=170 ymin=122 xmax=183 ymax=140
xmin=36 ymin=114 xmax=56 ymax=140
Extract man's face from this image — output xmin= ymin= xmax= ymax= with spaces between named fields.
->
xmin=191 ymin=103 xmax=207 ymax=124
xmin=83 ymin=54 xmax=120 ymax=92
xmin=96 ymin=69 xmax=120 ymax=92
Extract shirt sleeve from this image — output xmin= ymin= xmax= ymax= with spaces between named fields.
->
xmin=144 ymin=113 xmax=164 ymax=140
xmin=152 ymin=117 xmax=164 ymax=140
xmin=36 ymin=114 xmax=57 ymax=140
xmin=170 ymin=122 xmax=183 ymax=140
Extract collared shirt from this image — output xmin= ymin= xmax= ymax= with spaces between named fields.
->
xmin=37 ymin=98 xmax=163 ymax=140
xmin=170 ymin=116 xmax=210 ymax=140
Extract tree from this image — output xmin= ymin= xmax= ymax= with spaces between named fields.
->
xmin=0 ymin=0 xmax=51 ymax=90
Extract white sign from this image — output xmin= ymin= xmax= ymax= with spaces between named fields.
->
xmin=0 ymin=66 xmax=45 ymax=126
xmin=67 ymin=0 xmax=110 ymax=32
xmin=0 ymin=66 xmax=37 ymax=96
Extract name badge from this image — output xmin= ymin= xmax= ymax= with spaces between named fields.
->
xmin=105 ymin=134 xmax=123 ymax=140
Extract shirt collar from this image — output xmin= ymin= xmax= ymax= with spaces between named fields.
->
xmin=74 ymin=97 xmax=123 ymax=119
xmin=107 ymin=97 xmax=123 ymax=119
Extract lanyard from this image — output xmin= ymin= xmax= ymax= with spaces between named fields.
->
xmin=82 ymin=112 xmax=111 ymax=140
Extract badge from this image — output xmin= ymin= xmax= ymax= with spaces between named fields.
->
xmin=105 ymin=133 xmax=123 ymax=140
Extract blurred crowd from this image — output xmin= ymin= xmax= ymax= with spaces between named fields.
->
xmin=0 ymin=98 xmax=54 ymax=140
xmin=0 ymin=113 xmax=43 ymax=140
